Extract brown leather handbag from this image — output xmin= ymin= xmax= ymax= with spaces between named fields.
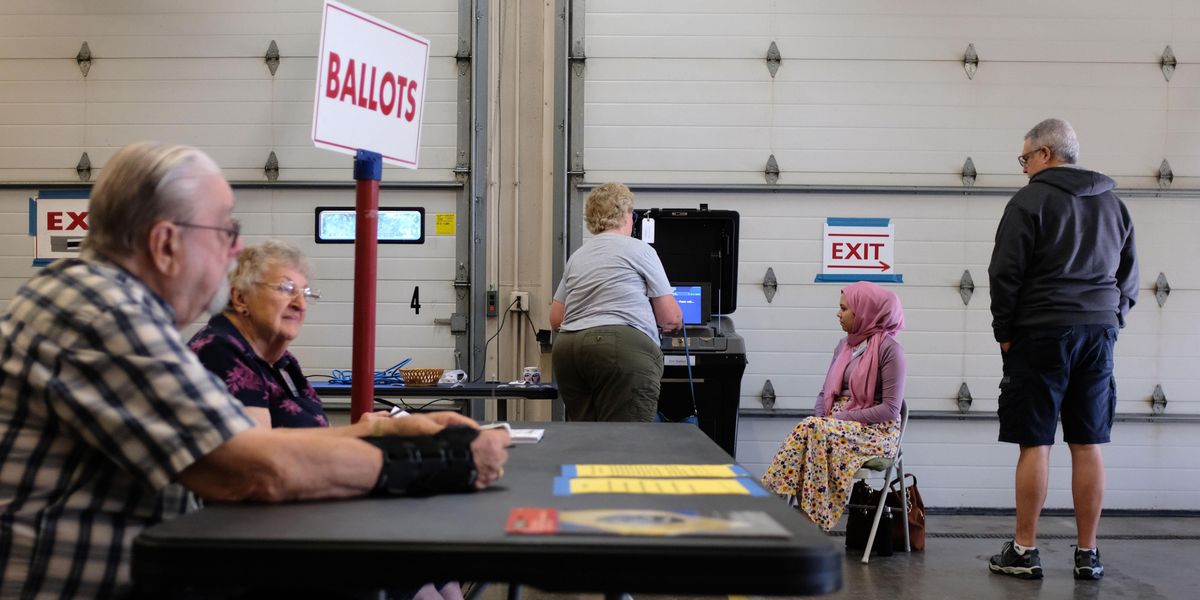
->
xmin=887 ymin=473 xmax=926 ymax=551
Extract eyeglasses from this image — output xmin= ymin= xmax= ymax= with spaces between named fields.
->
xmin=257 ymin=279 xmax=321 ymax=301
xmin=1017 ymin=146 xmax=1047 ymax=168
xmin=175 ymin=219 xmax=241 ymax=247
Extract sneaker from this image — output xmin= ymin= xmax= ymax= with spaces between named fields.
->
xmin=989 ymin=540 xmax=1043 ymax=579
xmin=1074 ymin=547 xmax=1104 ymax=580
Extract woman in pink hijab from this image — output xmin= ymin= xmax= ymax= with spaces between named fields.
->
xmin=761 ymin=281 xmax=906 ymax=530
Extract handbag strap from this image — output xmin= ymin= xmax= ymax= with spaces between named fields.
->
xmin=889 ymin=472 xmax=917 ymax=492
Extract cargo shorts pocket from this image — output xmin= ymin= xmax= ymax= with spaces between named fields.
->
xmin=1015 ymin=328 xmax=1069 ymax=371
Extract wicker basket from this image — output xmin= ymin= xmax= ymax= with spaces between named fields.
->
xmin=400 ymin=368 xmax=444 ymax=387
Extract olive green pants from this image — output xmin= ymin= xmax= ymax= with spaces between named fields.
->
xmin=552 ymin=324 xmax=664 ymax=422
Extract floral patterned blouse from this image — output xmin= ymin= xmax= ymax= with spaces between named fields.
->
xmin=188 ymin=313 xmax=329 ymax=428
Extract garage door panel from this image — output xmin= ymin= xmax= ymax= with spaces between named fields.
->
xmin=0 ymin=58 xmax=83 ymax=82
xmin=86 ymin=102 xmax=274 ymax=125
xmin=738 ymin=328 xmax=841 ymax=353
xmin=896 ymin=331 xmax=969 ymax=356
xmin=769 ymin=125 xmax=1017 ymax=154
xmin=740 ymin=238 xmax=821 ymax=263
xmin=0 ymin=80 xmax=83 ymax=103
xmin=0 ymin=124 xmax=84 ymax=147
xmin=586 ymin=35 xmax=770 ymax=60
xmin=295 ymin=323 xmax=453 ymax=349
xmin=770 ymin=17 xmax=1172 ymax=53
xmin=899 ymin=240 xmax=993 ymax=265
xmin=588 ymin=103 xmax=771 ymax=128
xmin=264 ymin=147 xmax=456 ymax=175
xmin=304 ymin=301 xmax=454 ymax=326
xmin=588 ymin=125 xmax=771 ymax=151
xmin=83 ymin=79 xmax=273 ymax=103
xmin=774 ymin=104 xmax=1167 ymax=133
xmin=587 ymin=12 xmax=770 ymax=39
xmin=771 ymin=70 xmax=1165 ymax=110
xmin=903 ymin=219 xmax=1004 ymax=243
xmin=586 ymin=79 xmax=769 ymax=105
xmin=1167 ymin=108 xmax=1200 ymax=132
xmin=83 ymin=124 xmax=274 ymax=148
xmin=237 ymin=188 xmax=456 ymax=211
xmin=585 ymin=58 xmax=763 ymax=83
xmin=589 ymin=148 xmax=767 ymax=175
xmin=0 ymin=102 xmax=83 ymax=126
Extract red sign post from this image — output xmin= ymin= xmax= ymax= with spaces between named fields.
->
xmin=312 ymin=1 xmax=430 ymax=421
xmin=351 ymin=150 xmax=381 ymax=422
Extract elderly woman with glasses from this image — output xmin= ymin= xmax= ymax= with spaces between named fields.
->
xmin=189 ymin=240 xmax=475 ymax=437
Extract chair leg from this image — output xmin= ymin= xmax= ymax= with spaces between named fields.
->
xmin=862 ymin=464 xmax=895 ymax=564
xmin=897 ymin=456 xmax=911 ymax=552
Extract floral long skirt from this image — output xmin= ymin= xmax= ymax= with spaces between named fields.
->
xmin=760 ymin=402 xmax=900 ymax=531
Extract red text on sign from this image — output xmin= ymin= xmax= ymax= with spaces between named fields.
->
xmin=831 ymin=242 xmax=883 ymax=260
xmin=324 ymin=51 xmax=418 ymax=121
xmin=47 ymin=211 xmax=88 ymax=231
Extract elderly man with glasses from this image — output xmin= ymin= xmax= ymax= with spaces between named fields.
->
xmin=0 ymin=142 xmax=509 ymax=599
xmin=986 ymin=119 xmax=1139 ymax=581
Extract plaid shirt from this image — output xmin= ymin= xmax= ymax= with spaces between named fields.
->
xmin=0 ymin=252 xmax=255 ymax=599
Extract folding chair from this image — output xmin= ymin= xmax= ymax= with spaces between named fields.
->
xmin=848 ymin=401 xmax=910 ymax=563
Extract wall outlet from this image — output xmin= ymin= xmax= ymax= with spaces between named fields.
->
xmin=510 ymin=291 xmax=530 ymax=312
xmin=486 ymin=289 xmax=498 ymax=317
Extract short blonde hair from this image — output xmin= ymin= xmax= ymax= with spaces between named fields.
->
xmin=584 ymin=182 xmax=635 ymax=234
xmin=227 ymin=240 xmax=309 ymax=309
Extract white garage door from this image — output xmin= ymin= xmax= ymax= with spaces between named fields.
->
xmin=583 ymin=0 xmax=1200 ymax=509
xmin=0 ymin=1 xmax=464 ymax=389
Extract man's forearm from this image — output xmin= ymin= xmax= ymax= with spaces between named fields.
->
xmin=180 ymin=429 xmax=381 ymax=502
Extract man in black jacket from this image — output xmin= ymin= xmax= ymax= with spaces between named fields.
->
xmin=986 ymin=118 xmax=1138 ymax=581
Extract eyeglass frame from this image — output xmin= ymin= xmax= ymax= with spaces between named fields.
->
xmin=1017 ymin=146 xmax=1049 ymax=168
xmin=174 ymin=219 xmax=241 ymax=247
xmin=256 ymin=278 xmax=321 ymax=301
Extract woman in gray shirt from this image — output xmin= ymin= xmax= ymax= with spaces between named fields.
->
xmin=550 ymin=183 xmax=682 ymax=421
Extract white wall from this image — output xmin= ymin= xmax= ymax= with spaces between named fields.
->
xmin=587 ymin=1 xmax=1200 ymax=508
xmin=584 ymin=0 xmax=1200 ymax=189
xmin=0 ymin=1 xmax=464 ymax=381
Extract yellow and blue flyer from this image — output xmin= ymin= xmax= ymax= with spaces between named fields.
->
xmin=562 ymin=464 xmax=751 ymax=479
xmin=553 ymin=476 xmax=767 ymax=496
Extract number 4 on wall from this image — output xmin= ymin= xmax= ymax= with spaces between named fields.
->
xmin=410 ymin=286 xmax=421 ymax=315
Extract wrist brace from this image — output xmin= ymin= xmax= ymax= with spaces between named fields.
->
xmin=363 ymin=425 xmax=480 ymax=496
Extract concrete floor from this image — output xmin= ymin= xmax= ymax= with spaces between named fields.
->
xmin=471 ymin=514 xmax=1200 ymax=600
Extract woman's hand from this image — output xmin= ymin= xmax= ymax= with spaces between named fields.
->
xmin=424 ymin=411 xmax=480 ymax=429
xmin=359 ymin=410 xmax=479 ymax=436
xmin=361 ymin=412 xmax=444 ymax=436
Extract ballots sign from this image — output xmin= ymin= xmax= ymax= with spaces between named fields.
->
xmin=815 ymin=218 xmax=903 ymax=283
xmin=30 ymin=192 xmax=90 ymax=266
xmin=311 ymin=0 xmax=430 ymax=168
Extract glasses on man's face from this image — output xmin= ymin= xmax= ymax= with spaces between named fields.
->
xmin=258 ymin=279 xmax=321 ymax=301
xmin=1017 ymin=146 xmax=1047 ymax=168
xmin=175 ymin=219 xmax=241 ymax=248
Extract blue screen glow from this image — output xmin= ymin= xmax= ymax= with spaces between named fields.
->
xmin=672 ymin=285 xmax=704 ymax=325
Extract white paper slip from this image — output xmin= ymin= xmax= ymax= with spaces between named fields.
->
xmin=509 ymin=428 xmax=545 ymax=444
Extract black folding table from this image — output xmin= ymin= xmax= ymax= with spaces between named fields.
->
xmin=311 ymin=381 xmax=560 ymax=421
xmin=133 ymin=422 xmax=841 ymax=596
